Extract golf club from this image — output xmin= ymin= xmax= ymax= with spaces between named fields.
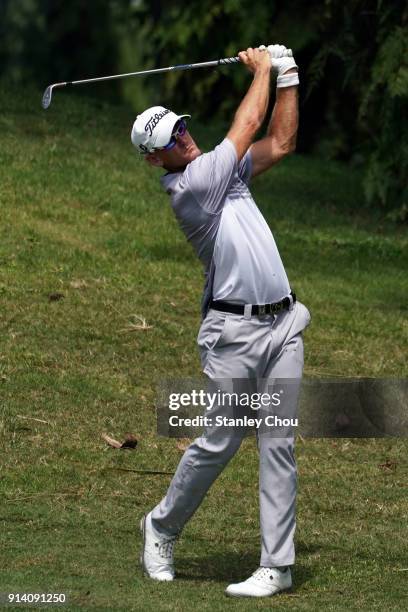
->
xmin=41 ymin=48 xmax=293 ymax=109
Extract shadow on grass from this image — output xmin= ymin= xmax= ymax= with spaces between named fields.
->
xmin=175 ymin=543 xmax=320 ymax=587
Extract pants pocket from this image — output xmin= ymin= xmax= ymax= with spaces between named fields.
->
xmin=197 ymin=310 xmax=231 ymax=352
xmin=296 ymin=301 xmax=311 ymax=329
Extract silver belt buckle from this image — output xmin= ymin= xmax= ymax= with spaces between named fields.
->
xmin=244 ymin=304 xmax=252 ymax=320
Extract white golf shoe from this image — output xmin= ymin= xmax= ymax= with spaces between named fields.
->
xmin=140 ymin=513 xmax=177 ymax=581
xmin=225 ymin=566 xmax=292 ymax=598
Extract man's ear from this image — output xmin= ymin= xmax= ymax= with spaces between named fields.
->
xmin=145 ymin=153 xmax=164 ymax=167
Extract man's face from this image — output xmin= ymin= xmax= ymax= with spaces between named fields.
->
xmin=146 ymin=125 xmax=201 ymax=172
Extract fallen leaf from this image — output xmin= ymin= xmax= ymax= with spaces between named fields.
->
xmin=176 ymin=438 xmax=192 ymax=452
xmin=102 ymin=433 xmax=138 ymax=450
xmin=119 ymin=314 xmax=152 ymax=333
xmin=378 ymin=459 xmax=397 ymax=471
xmin=102 ymin=433 xmax=122 ymax=448
xmin=16 ymin=415 xmax=50 ymax=425
xmin=48 ymin=292 xmax=64 ymax=302
xmin=70 ymin=279 xmax=88 ymax=289
xmin=121 ymin=433 xmax=138 ymax=449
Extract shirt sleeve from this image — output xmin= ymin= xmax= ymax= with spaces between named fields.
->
xmin=237 ymin=149 xmax=252 ymax=185
xmin=182 ymin=138 xmax=238 ymax=214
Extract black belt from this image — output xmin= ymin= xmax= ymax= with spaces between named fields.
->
xmin=209 ymin=292 xmax=296 ymax=316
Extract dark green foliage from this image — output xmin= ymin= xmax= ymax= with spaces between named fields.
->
xmin=0 ymin=0 xmax=119 ymax=99
xmin=300 ymin=1 xmax=408 ymax=219
xmin=360 ymin=25 xmax=408 ymax=220
xmin=0 ymin=0 xmax=406 ymax=217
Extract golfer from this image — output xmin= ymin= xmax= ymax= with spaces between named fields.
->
xmin=131 ymin=45 xmax=311 ymax=598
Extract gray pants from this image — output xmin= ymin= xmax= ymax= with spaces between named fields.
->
xmin=151 ymin=301 xmax=311 ymax=567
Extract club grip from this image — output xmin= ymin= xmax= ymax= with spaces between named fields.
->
xmin=219 ymin=47 xmax=292 ymax=65
xmin=218 ymin=56 xmax=241 ymax=65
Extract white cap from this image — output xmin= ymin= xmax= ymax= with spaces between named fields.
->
xmin=131 ymin=105 xmax=190 ymax=153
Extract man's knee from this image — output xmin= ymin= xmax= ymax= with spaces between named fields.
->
xmin=196 ymin=433 xmax=243 ymax=463
xmin=258 ymin=436 xmax=295 ymax=461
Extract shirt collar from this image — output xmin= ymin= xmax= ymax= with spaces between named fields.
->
xmin=160 ymin=171 xmax=181 ymax=195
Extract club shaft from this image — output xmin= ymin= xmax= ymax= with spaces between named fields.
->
xmin=42 ymin=48 xmax=292 ymax=108
xmin=63 ymin=57 xmax=240 ymax=88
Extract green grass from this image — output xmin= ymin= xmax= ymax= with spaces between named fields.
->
xmin=0 ymin=83 xmax=407 ymax=611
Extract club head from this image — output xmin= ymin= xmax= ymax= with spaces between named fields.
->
xmin=42 ymin=85 xmax=53 ymax=109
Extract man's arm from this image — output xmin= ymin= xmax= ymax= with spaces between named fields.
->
xmin=250 ymin=68 xmax=299 ymax=178
xmin=226 ymin=47 xmax=272 ymax=162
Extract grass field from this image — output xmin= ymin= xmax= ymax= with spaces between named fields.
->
xmin=0 ymin=84 xmax=407 ymax=611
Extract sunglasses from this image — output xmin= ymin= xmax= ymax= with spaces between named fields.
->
xmin=154 ymin=120 xmax=187 ymax=151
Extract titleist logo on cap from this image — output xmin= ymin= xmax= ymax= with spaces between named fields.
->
xmin=145 ymin=109 xmax=171 ymax=137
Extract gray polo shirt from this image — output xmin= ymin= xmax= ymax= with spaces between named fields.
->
xmin=160 ymin=138 xmax=291 ymax=318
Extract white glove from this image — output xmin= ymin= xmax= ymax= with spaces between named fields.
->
xmin=258 ymin=43 xmax=299 ymax=87
xmin=264 ymin=44 xmax=290 ymax=59
xmin=268 ymin=44 xmax=299 ymax=88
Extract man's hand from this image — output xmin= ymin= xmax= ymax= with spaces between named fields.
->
xmin=272 ymin=56 xmax=298 ymax=77
xmin=238 ymin=47 xmax=271 ymax=75
xmin=263 ymin=44 xmax=289 ymax=61
xmin=258 ymin=43 xmax=299 ymax=87
xmin=267 ymin=45 xmax=298 ymax=76
xmin=267 ymin=44 xmax=299 ymax=88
